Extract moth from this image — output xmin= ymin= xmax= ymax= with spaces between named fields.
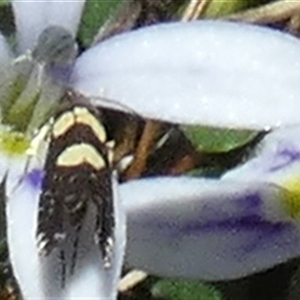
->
xmin=36 ymin=92 xmax=116 ymax=288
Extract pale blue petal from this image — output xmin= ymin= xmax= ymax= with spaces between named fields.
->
xmin=6 ymin=166 xmax=125 ymax=299
xmin=72 ymin=20 xmax=300 ymax=130
xmin=12 ymin=0 xmax=85 ymax=53
xmin=5 ymin=167 xmax=42 ymax=299
xmin=122 ymin=176 xmax=300 ymax=280
xmin=122 ymin=127 xmax=300 ymax=280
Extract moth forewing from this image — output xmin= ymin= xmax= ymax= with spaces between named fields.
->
xmin=36 ymin=102 xmax=118 ymax=294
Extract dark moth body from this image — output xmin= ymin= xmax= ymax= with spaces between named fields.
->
xmin=37 ymin=103 xmax=115 ymax=290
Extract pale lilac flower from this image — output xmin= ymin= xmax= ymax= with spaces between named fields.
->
xmin=1 ymin=1 xmax=300 ymax=300
xmin=1 ymin=1 xmax=125 ymax=299
xmin=72 ymin=12 xmax=300 ymax=281
xmin=122 ymin=126 xmax=300 ymax=280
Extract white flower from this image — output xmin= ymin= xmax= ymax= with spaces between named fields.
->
xmin=1 ymin=1 xmax=125 ymax=299
xmin=122 ymin=126 xmax=300 ymax=280
xmin=72 ymin=19 xmax=300 ymax=130
xmin=72 ymin=7 xmax=300 ymax=281
xmin=1 ymin=0 xmax=300 ymax=299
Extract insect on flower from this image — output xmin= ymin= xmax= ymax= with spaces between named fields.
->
xmin=6 ymin=1 xmax=300 ymax=300
xmin=36 ymin=91 xmax=117 ymax=287
xmin=4 ymin=21 xmax=125 ymax=299
xmin=21 ymin=21 xmax=118 ymax=278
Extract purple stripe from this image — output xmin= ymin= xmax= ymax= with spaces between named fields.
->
xmin=25 ymin=168 xmax=44 ymax=189
xmin=143 ymin=214 xmax=287 ymax=237
xmin=145 ymin=214 xmax=292 ymax=257
xmin=179 ymin=215 xmax=286 ymax=235
xmin=269 ymin=147 xmax=300 ymax=172
xmin=235 ymin=193 xmax=261 ymax=213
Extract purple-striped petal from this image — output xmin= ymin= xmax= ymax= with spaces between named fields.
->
xmin=122 ymin=127 xmax=300 ymax=280
xmin=12 ymin=0 xmax=85 ymax=53
xmin=122 ymin=176 xmax=300 ymax=280
xmin=224 ymin=126 xmax=300 ymax=187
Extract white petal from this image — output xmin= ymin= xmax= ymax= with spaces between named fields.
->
xmin=6 ymin=168 xmax=42 ymax=299
xmin=72 ymin=20 xmax=300 ymax=130
xmin=0 ymin=33 xmax=12 ymax=67
xmin=7 ymin=167 xmax=125 ymax=299
xmin=12 ymin=0 xmax=85 ymax=53
xmin=122 ymin=177 xmax=300 ymax=280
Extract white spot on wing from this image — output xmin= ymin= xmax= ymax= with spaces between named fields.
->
xmin=56 ymin=143 xmax=106 ymax=169
xmin=53 ymin=232 xmax=66 ymax=241
xmin=74 ymin=106 xmax=107 ymax=142
xmin=52 ymin=111 xmax=75 ymax=138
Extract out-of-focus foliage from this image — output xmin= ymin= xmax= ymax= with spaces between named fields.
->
xmin=151 ymin=279 xmax=222 ymax=300
xmin=78 ymin=0 xmax=124 ymax=47
xmin=181 ymin=126 xmax=257 ymax=153
xmin=203 ymin=0 xmax=269 ymax=18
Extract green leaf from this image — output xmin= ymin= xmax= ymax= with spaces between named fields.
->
xmin=78 ymin=0 xmax=124 ymax=47
xmin=152 ymin=279 xmax=222 ymax=300
xmin=181 ymin=125 xmax=257 ymax=153
xmin=203 ymin=0 xmax=268 ymax=18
